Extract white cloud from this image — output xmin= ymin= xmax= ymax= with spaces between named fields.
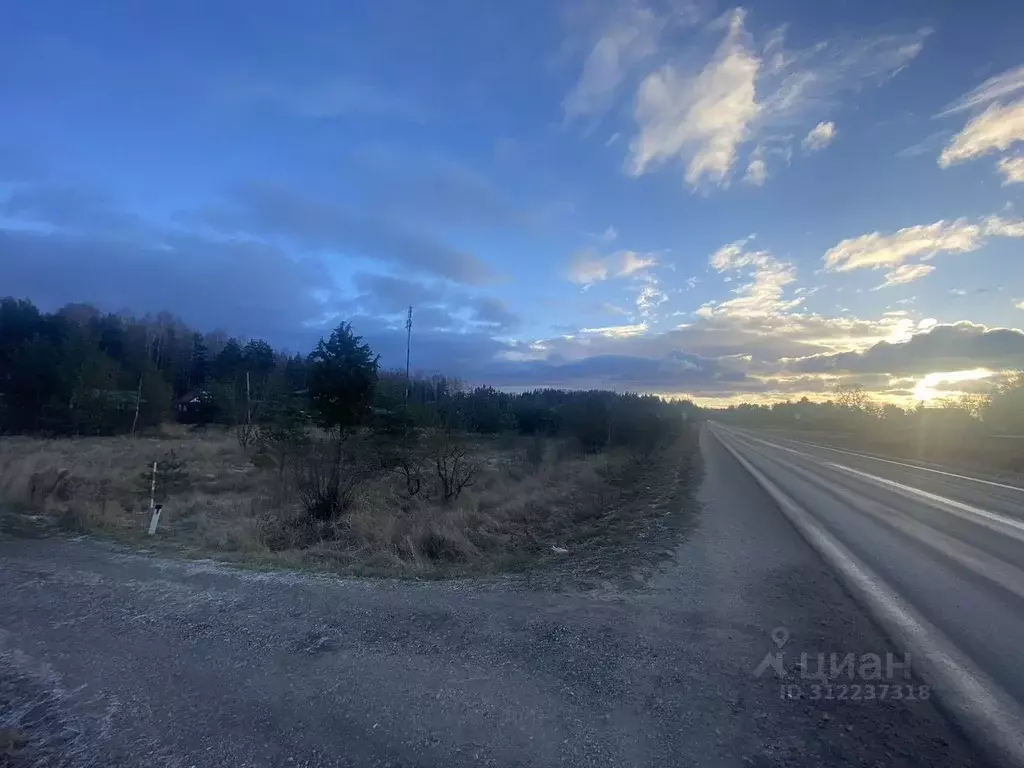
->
xmin=710 ymin=236 xmax=759 ymax=269
xmin=999 ymin=155 xmax=1024 ymax=184
xmin=636 ymin=283 xmax=668 ymax=317
xmin=626 ymin=10 xmax=927 ymax=188
xmin=939 ymin=101 xmax=1024 ymax=167
xmin=628 ymin=9 xmax=760 ymax=186
xmin=1016 ymin=301 xmax=1024 ymax=311
xmin=984 ymin=214 xmax=1024 ymax=237
xmin=824 ymin=219 xmax=985 ymax=271
xmin=563 ymin=5 xmax=663 ymax=121
xmin=579 ymin=323 xmax=649 ymax=338
xmin=802 ymin=121 xmax=836 ymax=151
xmin=939 ymin=65 xmax=1024 ymax=116
xmin=568 ymin=248 xmax=659 ymax=285
xmin=755 ymin=27 xmax=929 ymax=129
xmin=705 ymin=238 xmax=802 ymax=318
xmin=744 ymin=155 xmax=767 ymax=186
xmin=598 ymin=225 xmax=619 ymax=243
xmin=872 ymin=263 xmax=935 ymax=290
xmin=619 ymin=250 xmax=659 ymax=276
xmin=824 ymin=215 xmax=1024 ymax=291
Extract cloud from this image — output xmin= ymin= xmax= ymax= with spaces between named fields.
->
xmin=703 ymin=238 xmax=801 ymax=318
xmin=822 ymin=215 xmax=1024 ymax=273
xmin=1017 ymin=301 xmax=1024 ymax=311
xmin=471 ymin=307 xmax=917 ymax=398
xmin=636 ymin=282 xmax=668 ymax=317
xmin=802 ymin=121 xmax=836 ymax=151
xmin=939 ymin=65 xmax=1024 ymax=116
xmin=871 ymin=263 xmax=935 ymax=290
xmin=789 ymin=322 xmax=1024 ymax=376
xmin=2 ymin=185 xmax=147 ymax=237
xmin=743 ymin=157 xmax=767 ymax=186
xmin=897 ymin=130 xmax=953 ymax=158
xmin=999 ymin=155 xmax=1024 ymax=184
xmin=626 ymin=11 xmax=927 ymax=187
xmin=0 ymin=227 xmax=333 ymax=349
xmin=563 ymin=4 xmax=664 ymax=121
xmin=349 ymin=273 xmax=520 ymax=333
xmin=628 ymin=9 xmax=760 ymax=186
xmin=340 ymin=147 xmax=530 ymax=231
xmin=579 ymin=323 xmax=649 ymax=338
xmin=568 ymin=248 xmax=659 ymax=285
xmin=468 ymin=297 xmax=521 ymax=333
xmin=985 ymin=214 xmax=1024 ymax=237
xmin=939 ymin=101 xmax=1024 ymax=167
xmin=191 ymin=183 xmax=497 ymax=285
xmin=483 ymin=352 xmax=751 ymax=392
xmin=756 ymin=27 xmax=930 ymax=124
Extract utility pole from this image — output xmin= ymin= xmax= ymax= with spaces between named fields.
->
xmin=405 ymin=305 xmax=413 ymax=403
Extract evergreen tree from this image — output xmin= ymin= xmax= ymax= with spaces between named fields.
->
xmin=307 ymin=322 xmax=379 ymax=436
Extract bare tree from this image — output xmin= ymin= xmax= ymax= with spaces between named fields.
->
xmin=834 ymin=383 xmax=869 ymax=411
xmin=430 ymin=429 xmax=481 ymax=502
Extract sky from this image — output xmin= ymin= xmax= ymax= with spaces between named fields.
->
xmin=1 ymin=0 xmax=1023 ymax=406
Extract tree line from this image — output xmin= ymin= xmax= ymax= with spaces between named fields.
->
xmin=0 ymin=298 xmax=697 ymax=453
xmin=712 ymin=380 xmax=1024 ymax=435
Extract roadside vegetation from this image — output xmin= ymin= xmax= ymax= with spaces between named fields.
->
xmin=0 ymin=298 xmax=701 ymax=576
xmin=712 ymin=380 xmax=1024 ymax=475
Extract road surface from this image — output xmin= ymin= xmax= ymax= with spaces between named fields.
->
xmin=0 ymin=427 xmax=988 ymax=767
xmin=712 ymin=424 xmax=1024 ymax=766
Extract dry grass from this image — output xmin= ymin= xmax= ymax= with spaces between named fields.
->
xmin=0 ymin=425 xmax=701 ymax=577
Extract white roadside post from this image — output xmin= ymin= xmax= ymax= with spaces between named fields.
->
xmin=146 ymin=461 xmax=161 ymax=535
xmin=148 ymin=504 xmax=163 ymax=535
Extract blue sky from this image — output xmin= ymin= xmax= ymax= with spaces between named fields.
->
xmin=2 ymin=0 xmax=1023 ymax=404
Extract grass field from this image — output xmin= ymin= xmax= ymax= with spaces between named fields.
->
xmin=0 ymin=424 xmax=701 ymax=577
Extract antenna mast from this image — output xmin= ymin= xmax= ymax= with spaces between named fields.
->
xmin=405 ymin=305 xmax=413 ymax=403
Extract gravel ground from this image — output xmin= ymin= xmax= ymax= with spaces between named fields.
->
xmin=0 ymin=427 xmax=988 ymax=767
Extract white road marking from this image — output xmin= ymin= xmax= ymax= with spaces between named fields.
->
xmin=779 ymin=458 xmax=1024 ymax=603
xmin=825 ymin=462 xmax=1024 ymax=540
xmin=819 ymin=462 xmax=1024 ymax=536
xmin=766 ymin=434 xmax=1024 ymax=493
xmin=712 ymin=427 xmax=1024 ymax=767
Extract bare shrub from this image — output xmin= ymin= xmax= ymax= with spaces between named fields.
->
xmin=0 ymin=424 xmax=703 ymax=578
xmin=292 ymin=434 xmax=376 ymax=528
xmin=235 ymin=421 xmax=260 ymax=452
xmin=373 ymin=427 xmax=425 ymax=498
xmin=429 ymin=430 xmax=482 ymax=502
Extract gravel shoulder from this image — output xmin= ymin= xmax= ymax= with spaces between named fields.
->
xmin=0 ymin=426 xmax=988 ymax=767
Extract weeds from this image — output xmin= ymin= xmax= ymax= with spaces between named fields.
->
xmin=0 ymin=423 xmax=702 ymax=577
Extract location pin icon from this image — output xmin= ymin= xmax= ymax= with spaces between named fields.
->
xmin=771 ymin=627 xmax=790 ymax=648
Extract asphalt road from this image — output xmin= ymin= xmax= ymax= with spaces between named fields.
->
xmin=712 ymin=424 xmax=1024 ymax=765
xmin=0 ymin=427 xmax=987 ymax=767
